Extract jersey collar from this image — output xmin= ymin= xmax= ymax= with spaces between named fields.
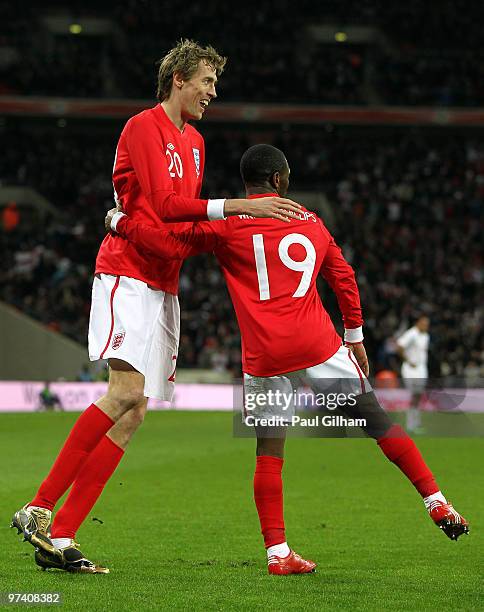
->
xmin=154 ymin=104 xmax=187 ymax=137
xmin=247 ymin=192 xmax=279 ymax=199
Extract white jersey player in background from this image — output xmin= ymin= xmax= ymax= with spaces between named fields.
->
xmin=396 ymin=316 xmax=430 ymax=433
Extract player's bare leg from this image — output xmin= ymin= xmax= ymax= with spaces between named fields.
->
xmin=12 ymin=360 xmax=145 ymax=561
xmin=407 ymin=390 xmax=424 ymax=434
xmin=256 ymin=430 xmax=285 ymax=459
xmin=106 ymin=402 xmax=147 ymax=449
xmin=95 ymin=359 xmax=147 ymax=422
xmin=254 ymin=427 xmax=316 ymax=575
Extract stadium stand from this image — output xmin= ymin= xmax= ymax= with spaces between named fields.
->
xmin=1 ymin=1 xmax=482 ymax=105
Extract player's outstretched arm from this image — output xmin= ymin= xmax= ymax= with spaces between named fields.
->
xmin=126 ymin=116 xmax=302 ymax=224
xmin=224 ymin=197 xmax=302 ymax=223
xmin=105 ymin=208 xmax=217 ymax=260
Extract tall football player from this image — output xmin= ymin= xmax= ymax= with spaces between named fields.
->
xmin=104 ymin=145 xmax=469 ymax=574
xmin=11 ymin=41 xmax=302 ymax=574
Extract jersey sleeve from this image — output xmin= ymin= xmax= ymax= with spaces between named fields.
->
xmin=126 ymin=116 xmax=211 ymax=222
xmin=115 ymin=215 xmax=220 ymax=260
xmin=318 ymin=223 xmax=364 ymax=332
xmin=396 ymin=328 xmax=415 ymax=349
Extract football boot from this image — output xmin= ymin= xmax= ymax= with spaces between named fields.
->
xmin=268 ymin=550 xmax=316 ymax=575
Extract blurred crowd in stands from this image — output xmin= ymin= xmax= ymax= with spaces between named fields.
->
xmin=1 ymin=119 xmax=482 ymax=382
xmin=1 ymin=1 xmax=483 ymax=106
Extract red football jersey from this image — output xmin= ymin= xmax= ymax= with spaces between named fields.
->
xmin=115 ymin=193 xmax=363 ymax=376
xmin=95 ymin=104 xmax=207 ymax=293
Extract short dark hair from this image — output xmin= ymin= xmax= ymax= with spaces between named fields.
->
xmin=156 ymin=39 xmax=227 ymax=102
xmin=240 ymin=144 xmax=288 ymax=185
xmin=415 ymin=314 xmax=429 ymax=323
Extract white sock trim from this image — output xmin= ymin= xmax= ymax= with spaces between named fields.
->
xmin=423 ymin=491 xmax=447 ymax=510
xmin=51 ymin=537 xmax=72 ymax=549
xmin=267 ymin=542 xmax=290 ymax=560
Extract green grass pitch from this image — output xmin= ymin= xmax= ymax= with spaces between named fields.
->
xmin=0 ymin=411 xmax=482 ymax=611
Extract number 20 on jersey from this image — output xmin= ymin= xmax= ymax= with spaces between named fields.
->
xmin=166 ymin=147 xmax=183 ymax=178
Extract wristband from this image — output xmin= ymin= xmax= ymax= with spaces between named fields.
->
xmin=207 ymin=199 xmax=226 ymax=220
xmin=344 ymin=326 xmax=364 ymax=343
xmin=111 ymin=211 xmax=126 ymax=232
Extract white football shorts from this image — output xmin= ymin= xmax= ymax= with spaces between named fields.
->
xmin=88 ymin=274 xmax=180 ymax=400
xmin=244 ymin=345 xmax=371 ymax=421
xmin=401 ymin=364 xmax=428 ymax=394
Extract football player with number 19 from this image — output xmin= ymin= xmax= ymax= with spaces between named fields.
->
xmin=106 ymin=144 xmax=469 ymax=574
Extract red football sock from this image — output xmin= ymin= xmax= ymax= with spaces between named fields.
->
xmin=30 ymin=404 xmax=115 ymax=511
xmin=51 ymin=435 xmax=124 ymax=539
xmin=377 ymin=424 xmax=439 ymax=497
xmin=253 ymin=455 xmax=286 ymax=548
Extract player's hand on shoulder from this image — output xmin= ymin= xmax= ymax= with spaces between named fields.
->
xmin=247 ymin=197 xmax=302 ymax=223
xmin=225 ymin=197 xmax=302 ymax=223
xmin=345 ymin=341 xmax=370 ymax=377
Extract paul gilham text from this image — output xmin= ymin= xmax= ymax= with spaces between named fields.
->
xmin=244 ymin=415 xmax=367 ymax=428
